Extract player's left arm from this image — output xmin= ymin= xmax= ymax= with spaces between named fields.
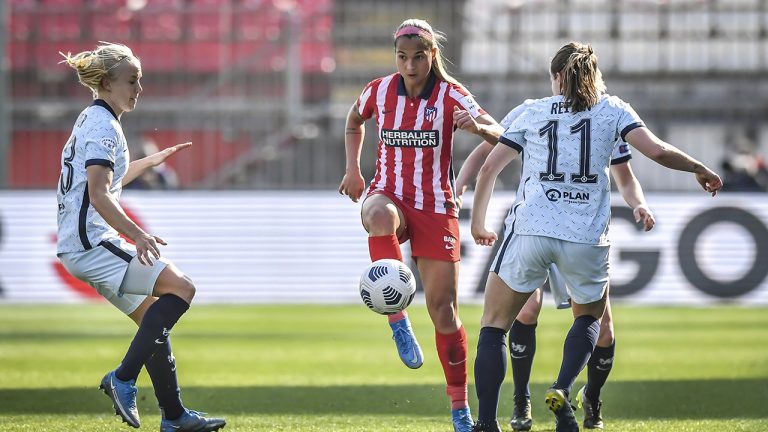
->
xmin=453 ymin=109 xmax=504 ymax=144
xmin=122 ymin=142 xmax=192 ymax=187
xmin=610 ymin=161 xmax=655 ymax=231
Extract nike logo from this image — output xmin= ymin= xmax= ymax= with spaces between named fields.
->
xmin=448 ymin=359 xmax=466 ymax=366
xmin=511 ymin=354 xmax=529 ymax=359
xmin=155 ymin=338 xmax=166 ymax=344
xmin=409 ymin=348 xmax=420 ymax=364
xmin=445 ymin=244 xmax=454 ymax=250
xmin=595 ymin=366 xmax=611 ymax=371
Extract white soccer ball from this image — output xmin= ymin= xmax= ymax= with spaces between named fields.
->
xmin=359 ymin=259 xmax=416 ymax=315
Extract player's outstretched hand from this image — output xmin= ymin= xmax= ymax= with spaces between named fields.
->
xmin=338 ymin=171 xmax=366 ymax=203
xmin=149 ymin=142 xmax=192 ymax=167
xmin=695 ymin=168 xmax=723 ymax=197
xmin=634 ymin=204 xmax=655 ymax=231
xmin=471 ymin=226 xmax=497 ymax=246
xmin=134 ymin=233 xmax=167 ymax=266
xmin=453 ymin=106 xmax=479 ymax=135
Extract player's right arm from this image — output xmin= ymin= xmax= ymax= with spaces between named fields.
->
xmin=610 ymin=161 xmax=655 ymax=231
xmin=624 ymin=127 xmax=723 ymax=196
xmin=338 ymin=102 xmax=367 ymax=202
xmin=471 ymin=142 xmax=520 ymax=246
xmin=87 ymin=165 xmax=165 ymax=265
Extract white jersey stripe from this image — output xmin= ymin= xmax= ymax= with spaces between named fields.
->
xmin=374 ymin=75 xmax=393 ymax=191
xmin=393 ymin=95 xmax=406 ymax=198
xmin=431 ymin=82 xmax=448 ymax=214
xmin=358 ymin=86 xmax=372 ymax=113
xmin=412 ymin=98 xmax=427 ymax=210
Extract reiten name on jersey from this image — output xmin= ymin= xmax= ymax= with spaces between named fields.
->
xmin=381 ymin=129 xmax=439 ymax=148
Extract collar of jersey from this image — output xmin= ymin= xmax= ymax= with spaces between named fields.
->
xmin=92 ymin=99 xmax=119 ymax=121
xmin=397 ymin=72 xmax=436 ymax=100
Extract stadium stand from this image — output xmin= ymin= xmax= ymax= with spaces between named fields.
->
xmin=6 ymin=0 xmax=768 ymax=190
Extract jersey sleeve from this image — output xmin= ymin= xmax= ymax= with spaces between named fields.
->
xmin=356 ymin=80 xmax=376 ymax=121
xmin=499 ymin=99 xmax=533 ymax=129
xmin=616 ymin=98 xmax=645 ymax=141
xmin=610 ymin=141 xmax=632 ymax=165
xmin=84 ymin=126 xmax=120 ymax=170
xmin=448 ymin=84 xmax=486 ymax=118
xmin=498 ymin=103 xmax=528 ymax=153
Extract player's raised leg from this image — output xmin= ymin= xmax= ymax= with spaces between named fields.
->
xmin=100 ymin=262 xmax=194 ymax=427
xmin=362 ymin=194 xmax=423 ymax=369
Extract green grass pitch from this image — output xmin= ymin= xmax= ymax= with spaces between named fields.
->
xmin=1 ymin=304 xmax=767 ymax=431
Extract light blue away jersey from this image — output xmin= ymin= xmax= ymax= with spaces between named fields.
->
xmin=57 ymin=100 xmax=130 ymax=253
xmin=499 ymin=94 xmax=643 ymax=244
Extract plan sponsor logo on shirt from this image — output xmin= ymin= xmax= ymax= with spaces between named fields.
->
xmin=381 ymin=129 xmax=439 ymax=148
xmin=545 ymin=188 xmax=590 ymax=204
xmin=424 ymin=106 xmax=437 ymax=122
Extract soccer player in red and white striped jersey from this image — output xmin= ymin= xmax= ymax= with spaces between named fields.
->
xmin=338 ymin=18 xmax=503 ymax=432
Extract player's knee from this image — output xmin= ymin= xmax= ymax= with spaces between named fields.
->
xmin=363 ymin=205 xmax=398 ymax=232
xmin=172 ymin=275 xmax=195 ymax=303
xmin=597 ymin=319 xmax=614 ymax=345
xmin=481 ymin=309 xmax=515 ymax=331
xmin=426 ymin=295 xmax=458 ymax=330
xmin=516 ymin=307 xmax=539 ymax=325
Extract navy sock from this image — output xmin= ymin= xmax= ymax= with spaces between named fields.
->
xmin=554 ymin=315 xmax=599 ymax=394
xmin=586 ymin=342 xmax=615 ymax=402
xmin=116 ymin=294 xmax=189 ymax=381
xmin=145 ymin=338 xmax=184 ymax=420
xmin=475 ymin=327 xmax=507 ymax=423
xmin=509 ymin=320 xmax=537 ymax=399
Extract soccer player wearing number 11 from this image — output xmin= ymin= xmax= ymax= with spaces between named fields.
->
xmin=454 ymin=42 xmax=722 ymax=432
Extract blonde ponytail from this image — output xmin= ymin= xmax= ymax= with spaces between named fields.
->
xmin=60 ymin=42 xmax=138 ymax=97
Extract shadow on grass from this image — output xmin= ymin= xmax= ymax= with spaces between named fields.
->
xmin=1 ymin=379 xmax=767 ymax=419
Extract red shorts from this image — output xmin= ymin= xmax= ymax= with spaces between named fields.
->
xmin=366 ymin=190 xmax=460 ymax=262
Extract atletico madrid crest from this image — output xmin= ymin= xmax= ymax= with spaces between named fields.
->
xmin=424 ymin=106 xmax=437 ymax=122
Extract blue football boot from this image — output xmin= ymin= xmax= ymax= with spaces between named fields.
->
xmin=99 ymin=370 xmax=140 ymax=428
xmin=160 ymin=408 xmax=226 ymax=432
xmin=389 ymin=316 xmax=423 ymax=369
xmin=452 ymin=406 xmax=474 ymax=432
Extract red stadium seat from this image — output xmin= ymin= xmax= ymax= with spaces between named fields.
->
xmin=135 ymin=42 xmax=184 ymax=72
xmin=9 ymin=11 xmax=32 ymax=41
xmin=91 ymin=8 xmax=135 ymax=42
xmin=38 ymin=12 xmax=83 ymax=41
xmin=9 ymin=41 xmax=33 ymax=70
xmin=10 ymin=130 xmax=69 ymax=188
xmin=138 ymin=5 xmax=182 ymax=41
xmin=185 ymin=42 xmax=232 ymax=72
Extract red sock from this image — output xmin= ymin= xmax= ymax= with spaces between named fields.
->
xmin=368 ymin=234 xmax=403 ymax=262
xmin=436 ymin=325 xmax=469 ymax=410
xmin=368 ymin=235 xmax=405 ymax=324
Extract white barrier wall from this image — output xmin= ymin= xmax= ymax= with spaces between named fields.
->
xmin=1 ymin=191 xmax=767 ymax=305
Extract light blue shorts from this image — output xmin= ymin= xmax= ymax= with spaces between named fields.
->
xmin=491 ymin=234 xmax=609 ymax=305
xmin=58 ymin=237 xmax=169 ymax=315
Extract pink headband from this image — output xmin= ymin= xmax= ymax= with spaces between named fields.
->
xmin=395 ymin=25 xmax=433 ymax=41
